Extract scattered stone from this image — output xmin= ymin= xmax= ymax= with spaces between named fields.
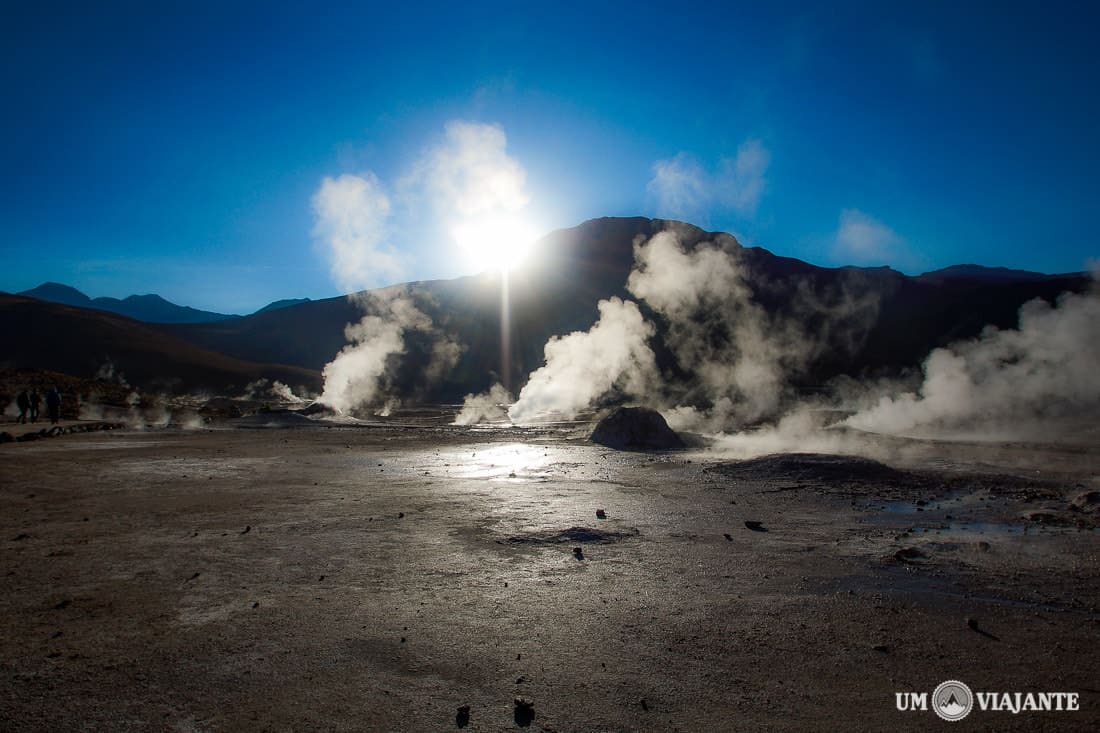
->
xmin=251 ymin=601 xmax=259 ymax=609
xmin=640 ymin=698 xmax=649 ymax=711
xmin=872 ymin=644 xmax=889 ymax=653
xmin=12 ymin=533 xmax=30 ymax=541
xmin=893 ymin=547 xmax=928 ymax=563
xmin=595 ymin=509 xmax=607 ymax=519
xmin=53 ymin=599 xmax=71 ymax=611
xmin=513 ymin=698 xmax=535 ymax=728
xmin=240 ymin=525 xmax=251 ymax=534
xmin=744 ymin=521 xmax=767 ymax=532
xmin=455 ymin=705 xmax=470 ymax=728
xmin=1071 ymin=491 xmax=1100 ymax=513
xmin=572 ymin=547 xmax=585 ymax=560
xmin=967 ymin=617 xmax=978 ymax=631
xmin=398 ymin=512 xmax=405 ymax=519
xmin=590 ymin=407 xmax=685 ymax=451
xmin=723 ymin=533 xmax=733 ymax=541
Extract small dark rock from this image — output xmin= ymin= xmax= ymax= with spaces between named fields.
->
xmin=872 ymin=644 xmax=889 ymax=653
xmin=398 ymin=512 xmax=405 ymax=519
xmin=252 ymin=601 xmax=259 ymax=609
xmin=640 ymin=698 xmax=649 ymax=711
xmin=455 ymin=705 xmax=470 ymax=728
xmin=240 ymin=525 xmax=251 ymax=534
xmin=595 ymin=509 xmax=607 ymax=519
xmin=723 ymin=533 xmax=733 ymax=541
xmin=744 ymin=521 xmax=767 ymax=532
xmin=53 ymin=598 xmax=71 ymax=610
xmin=893 ymin=547 xmax=928 ymax=562
xmin=513 ymin=698 xmax=535 ymax=728
xmin=572 ymin=547 xmax=584 ymax=560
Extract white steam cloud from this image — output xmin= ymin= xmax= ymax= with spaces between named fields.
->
xmin=845 ymin=287 xmax=1100 ymax=436
xmin=312 ymin=173 xmax=403 ymax=292
xmin=454 ymin=382 xmax=513 ymax=425
xmin=508 ymin=298 xmax=658 ymax=423
xmin=627 ymin=230 xmax=818 ymax=429
xmin=648 ymin=139 xmax=770 ymax=223
xmin=832 ymin=209 xmax=921 ymax=271
xmin=313 ymin=121 xmax=528 ymax=412
xmin=509 ymin=226 xmax=875 ymax=430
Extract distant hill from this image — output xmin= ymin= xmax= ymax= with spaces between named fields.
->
xmin=17 ymin=282 xmax=239 ymax=324
xmin=159 ymin=217 xmax=1094 ymax=401
xmin=0 ymin=295 xmax=318 ymax=393
xmin=6 ymin=218 xmax=1091 ymax=400
xmin=254 ymin=298 xmax=311 ymax=314
xmin=917 ymin=264 xmax=1082 ymax=283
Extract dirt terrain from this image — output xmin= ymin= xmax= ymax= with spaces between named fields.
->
xmin=2 ymin=413 xmax=1098 ymax=731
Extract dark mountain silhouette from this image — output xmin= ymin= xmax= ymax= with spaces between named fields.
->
xmin=158 ymin=217 xmax=1092 ymax=401
xmin=17 ymin=282 xmax=238 ymax=324
xmin=5 ymin=218 xmax=1090 ymax=399
xmin=917 ymin=264 xmax=1081 ymax=283
xmin=0 ymin=295 xmax=318 ymax=393
xmin=254 ymin=298 xmax=311 ymax=314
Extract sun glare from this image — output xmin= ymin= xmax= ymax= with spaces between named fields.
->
xmin=453 ymin=215 xmax=539 ymax=273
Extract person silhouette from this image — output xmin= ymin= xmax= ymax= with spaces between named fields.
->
xmin=15 ymin=390 xmax=30 ymax=424
xmin=29 ymin=389 xmax=41 ymax=423
xmin=45 ymin=388 xmax=61 ymax=425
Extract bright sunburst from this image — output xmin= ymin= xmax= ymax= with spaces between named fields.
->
xmin=453 ymin=214 xmax=539 ymax=273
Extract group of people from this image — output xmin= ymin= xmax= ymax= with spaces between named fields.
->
xmin=14 ymin=388 xmax=62 ymax=425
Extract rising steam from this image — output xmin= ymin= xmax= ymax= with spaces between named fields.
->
xmin=313 ymin=121 xmax=531 ymax=413
xmin=508 ymin=297 xmax=658 ymax=423
xmin=508 ymin=227 xmax=876 ymax=430
xmin=454 ymin=382 xmax=513 ymax=425
xmin=845 ymin=286 xmax=1100 ymax=436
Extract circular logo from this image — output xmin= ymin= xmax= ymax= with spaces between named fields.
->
xmin=932 ymin=680 xmax=974 ymax=721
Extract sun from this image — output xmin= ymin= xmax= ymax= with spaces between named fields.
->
xmin=452 ymin=214 xmax=539 ymax=273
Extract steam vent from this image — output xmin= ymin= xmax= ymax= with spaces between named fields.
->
xmin=590 ymin=406 xmax=685 ymax=451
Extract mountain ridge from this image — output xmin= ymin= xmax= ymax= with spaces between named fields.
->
xmin=4 ymin=218 xmax=1092 ymax=398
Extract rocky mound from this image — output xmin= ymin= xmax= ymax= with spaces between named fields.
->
xmin=710 ymin=452 xmax=909 ymax=484
xmin=590 ymin=407 xmax=685 ymax=451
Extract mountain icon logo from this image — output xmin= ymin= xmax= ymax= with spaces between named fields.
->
xmin=933 ymin=680 xmax=974 ymax=721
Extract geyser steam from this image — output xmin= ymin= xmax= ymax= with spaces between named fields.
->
xmin=845 ymin=285 xmax=1100 ymax=435
xmin=312 ymin=121 xmax=533 ymax=413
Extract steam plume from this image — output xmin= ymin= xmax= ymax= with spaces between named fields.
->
xmin=508 ymin=298 xmax=658 ymax=423
xmin=317 ymin=288 xmax=428 ymax=414
xmin=845 ymin=286 xmax=1100 ymax=435
xmin=454 ymin=382 xmax=513 ymax=425
xmin=313 ymin=120 xmax=529 ymax=411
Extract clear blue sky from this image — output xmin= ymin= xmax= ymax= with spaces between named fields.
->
xmin=3 ymin=1 xmax=1098 ymax=313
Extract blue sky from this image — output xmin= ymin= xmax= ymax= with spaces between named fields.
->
xmin=3 ymin=1 xmax=1098 ymax=313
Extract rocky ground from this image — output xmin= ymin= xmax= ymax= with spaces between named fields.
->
xmin=1 ymin=414 xmax=1098 ymax=731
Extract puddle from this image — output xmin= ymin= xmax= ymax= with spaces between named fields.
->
xmin=448 ymin=443 xmax=555 ymax=480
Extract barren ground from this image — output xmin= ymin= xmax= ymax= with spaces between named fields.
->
xmin=2 ymin=414 xmax=1099 ymax=731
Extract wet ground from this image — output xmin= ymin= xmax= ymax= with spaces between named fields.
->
xmin=1 ymin=413 xmax=1099 ymax=731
